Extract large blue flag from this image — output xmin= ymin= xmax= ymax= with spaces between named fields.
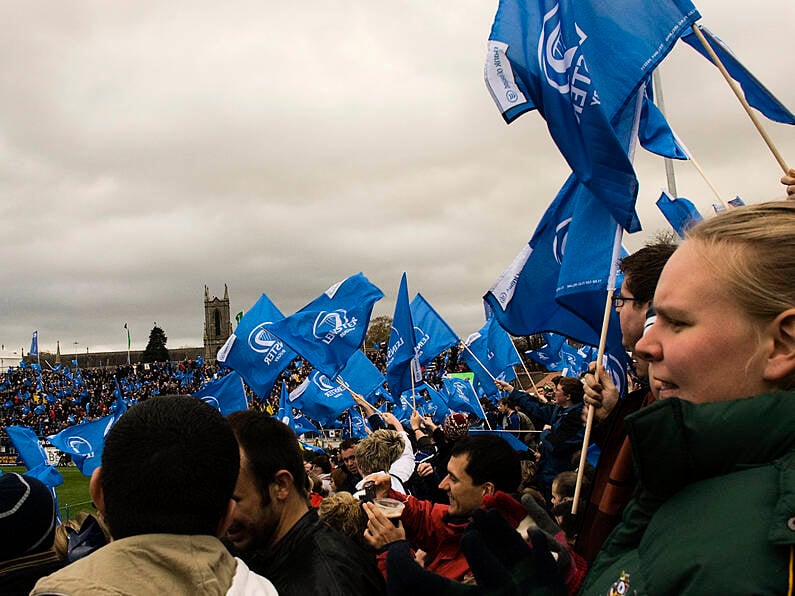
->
xmin=485 ymin=0 xmax=698 ymax=232
xmin=268 ymin=273 xmax=383 ymax=378
xmin=484 ymin=176 xmax=629 ymax=398
xmin=216 ymin=293 xmax=297 ymax=397
xmin=656 ymin=190 xmax=703 ymax=239
xmin=336 ymin=350 xmax=385 ymax=399
xmin=4 ymin=426 xmax=64 ymax=488
xmin=48 ymin=398 xmax=127 ymax=477
xmin=410 ymin=293 xmax=460 ymax=366
xmin=288 ymin=371 xmax=357 ymax=426
xmin=442 ymin=377 xmax=486 ymax=420
xmin=681 ymin=25 xmax=795 ymax=125
xmin=386 ymin=274 xmax=418 ymax=398
xmin=194 ymin=371 xmax=249 ymax=416
xmin=462 ymin=317 xmax=520 ymax=397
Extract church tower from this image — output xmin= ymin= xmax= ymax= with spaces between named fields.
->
xmin=203 ymin=284 xmax=233 ymax=360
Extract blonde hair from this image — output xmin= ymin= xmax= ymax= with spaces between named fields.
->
xmin=318 ymin=491 xmax=367 ymax=548
xmin=354 ymin=429 xmax=405 ymax=476
xmin=686 ymin=201 xmax=795 ymax=321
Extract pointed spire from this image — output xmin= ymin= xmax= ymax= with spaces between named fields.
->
xmin=55 ymin=340 xmax=61 ymax=364
xmin=223 ymin=284 xmax=229 ymax=300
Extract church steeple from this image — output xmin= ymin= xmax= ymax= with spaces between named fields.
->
xmin=203 ymin=285 xmax=232 ymax=360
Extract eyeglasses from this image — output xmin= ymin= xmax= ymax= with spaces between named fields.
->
xmin=611 ymin=295 xmax=644 ymax=308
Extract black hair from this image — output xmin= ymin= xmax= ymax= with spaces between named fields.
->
xmin=557 ymin=377 xmax=584 ymax=404
xmin=101 ymin=395 xmax=239 ymax=539
xmin=449 ymin=435 xmax=521 ymax=493
xmin=227 ymin=410 xmax=308 ymax=501
xmin=619 ymin=237 xmax=678 ymax=303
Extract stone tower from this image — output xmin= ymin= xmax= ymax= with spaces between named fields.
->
xmin=203 ymin=284 xmax=233 ymax=360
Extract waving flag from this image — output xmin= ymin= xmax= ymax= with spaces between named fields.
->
xmin=48 ymin=398 xmax=127 ymax=476
xmin=526 ymin=333 xmax=567 ymax=370
xmin=216 ymin=293 xmax=297 ymax=397
xmin=682 ymin=25 xmax=795 ymax=125
xmin=275 ymin=381 xmax=318 ymax=435
xmin=29 ymin=331 xmax=39 ymax=358
xmin=194 ymin=371 xmax=249 ymax=416
xmin=5 ymin=425 xmax=64 ymax=488
xmin=656 ymin=190 xmax=703 ymax=238
xmin=462 ymin=317 xmax=521 ymax=396
xmin=336 ymin=350 xmax=385 ymax=399
xmin=268 ymin=273 xmax=383 ymax=378
xmin=485 ymin=0 xmax=699 ymax=232
xmin=288 ymin=371 xmax=356 ymax=426
xmin=417 ymin=382 xmax=450 ymax=423
xmin=639 ymin=84 xmax=689 ymax=160
xmin=410 ymin=294 xmax=460 ymax=366
xmin=386 ymin=274 xmax=418 ymax=398
xmin=344 ymin=407 xmax=369 ymax=439
xmin=442 ymin=377 xmax=487 ymax=420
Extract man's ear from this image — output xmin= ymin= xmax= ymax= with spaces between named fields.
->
xmin=89 ymin=467 xmax=106 ymax=517
xmin=272 ymin=470 xmax=296 ymax=501
xmin=763 ymin=309 xmax=795 ymax=385
xmin=217 ymin=499 xmax=236 ymax=538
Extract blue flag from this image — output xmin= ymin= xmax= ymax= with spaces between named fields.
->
xmin=288 ymin=371 xmax=356 ymax=426
xmin=268 ymin=273 xmax=383 ymax=378
xmin=48 ymin=398 xmax=127 ymax=476
xmin=469 ymin=429 xmax=529 ymax=452
xmin=485 ymin=0 xmax=699 ymax=232
xmin=484 ymin=175 xmax=629 ymax=398
xmin=560 ymin=342 xmax=598 ymax=377
xmin=462 ymin=317 xmax=520 ymax=397
xmin=417 ymin=382 xmax=450 ymax=423
xmin=682 ymin=25 xmax=795 ymax=125
xmin=526 ymin=333 xmax=567 ymax=370
xmin=5 ymin=425 xmax=64 ymax=489
xmin=442 ymin=377 xmax=487 ymax=420
xmin=410 ymin=294 xmax=460 ymax=366
xmin=276 ymin=381 xmax=319 ymax=436
xmin=639 ymin=84 xmax=689 ymax=160
xmin=344 ymin=407 xmax=370 ymax=439
xmin=656 ymin=190 xmax=703 ymax=238
xmin=336 ymin=350 xmax=385 ymax=400
xmin=29 ymin=331 xmax=38 ymax=358
xmin=194 ymin=371 xmax=249 ymax=416
xmin=216 ymin=293 xmax=297 ymax=397
xmin=386 ymin=274 xmax=419 ymax=397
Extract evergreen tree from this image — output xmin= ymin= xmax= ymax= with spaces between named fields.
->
xmin=142 ymin=325 xmax=170 ymax=363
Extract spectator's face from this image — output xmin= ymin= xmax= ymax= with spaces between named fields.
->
xmin=340 ymin=448 xmax=358 ymax=475
xmin=225 ymin=450 xmax=279 ymax=552
xmin=616 ymin=276 xmax=649 ymax=351
xmin=438 ymin=453 xmax=489 ymax=517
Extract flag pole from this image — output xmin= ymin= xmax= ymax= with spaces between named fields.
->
xmin=509 ymin=339 xmax=541 ymax=395
xmin=461 ymin=342 xmax=497 ymax=383
xmin=571 ymin=225 xmax=622 ymax=515
xmin=690 ymin=24 xmax=789 ymax=173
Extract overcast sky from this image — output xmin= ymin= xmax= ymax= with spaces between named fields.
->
xmin=1 ymin=0 xmax=792 ymax=356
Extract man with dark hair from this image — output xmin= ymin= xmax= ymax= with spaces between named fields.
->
xmin=224 ymin=410 xmax=384 ymax=595
xmin=33 ymin=396 xmax=277 ymax=595
xmin=362 ymin=434 xmax=528 ymax=583
xmin=336 ymin=437 xmax=362 ymax=494
xmin=576 ymin=238 xmax=677 ymax=562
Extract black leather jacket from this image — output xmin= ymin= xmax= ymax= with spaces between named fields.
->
xmin=245 ymin=509 xmax=385 ymax=596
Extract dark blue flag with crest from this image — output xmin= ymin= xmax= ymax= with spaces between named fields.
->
xmin=216 ymin=293 xmax=297 ymax=397
xmin=194 ymin=371 xmax=249 ymax=416
xmin=485 ymin=0 xmax=699 ymax=232
xmin=268 ymin=273 xmax=383 ymax=379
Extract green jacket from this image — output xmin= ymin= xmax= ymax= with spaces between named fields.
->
xmin=581 ymin=391 xmax=795 ymax=595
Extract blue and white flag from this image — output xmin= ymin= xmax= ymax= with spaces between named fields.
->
xmin=194 ymin=371 xmax=249 ymax=416
xmin=268 ymin=273 xmax=383 ymax=378
xmin=682 ymin=25 xmax=795 ymax=125
xmin=462 ymin=317 xmax=521 ymax=396
xmin=561 ymin=342 xmax=598 ymax=377
xmin=410 ymin=294 xmax=460 ymax=366
xmin=485 ymin=0 xmax=699 ymax=232
xmin=276 ymin=381 xmax=318 ymax=435
xmin=442 ymin=377 xmax=487 ymax=420
xmin=656 ymin=190 xmax=703 ymax=238
xmin=48 ymin=398 xmax=127 ymax=476
xmin=216 ymin=293 xmax=297 ymax=397
xmin=344 ymin=407 xmax=369 ymax=439
xmin=29 ymin=331 xmax=38 ymax=358
xmin=386 ymin=274 xmax=418 ymax=398
xmin=418 ymin=382 xmax=450 ymax=423
xmin=4 ymin=425 xmax=64 ymax=488
xmin=288 ymin=371 xmax=356 ymax=426
xmin=336 ymin=350 xmax=385 ymax=400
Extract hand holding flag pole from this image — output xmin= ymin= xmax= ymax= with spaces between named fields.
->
xmin=689 ymin=25 xmax=789 ymax=173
